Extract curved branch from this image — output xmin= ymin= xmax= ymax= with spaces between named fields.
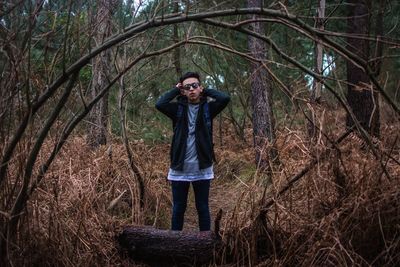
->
xmin=2 ymin=6 xmax=397 ymax=190
xmin=198 ymin=19 xmax=393 ymax=181
xmin=0 ymin=8 xmax=287 ymax=187
xmin=261 ymin=128 xmax=354 ymax=212
xmin=118 ymin=74 xmax=145 ymax=209
xmin=28 ymin=40 xmax=189 ymax=196
xmin=198 ymin=11 xmax=399 ymax=115
xmin=273 ymin=16 xmax=399 ymax=115
xmin=5 ymin=71 xmax=79 ymax=240
xmin=232 ymin=18 xmax=400 ymax=47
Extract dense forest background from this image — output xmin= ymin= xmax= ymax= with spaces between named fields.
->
xmin=0 ymin=0 xmax=399 ymax=266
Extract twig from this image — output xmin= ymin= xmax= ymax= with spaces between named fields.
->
xmin=261 ymin=127 xmax=354 ymax=211
xmin=215 ymin=209 xmax=223 ymax=239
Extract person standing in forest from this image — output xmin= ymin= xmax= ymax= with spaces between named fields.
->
xmin=155 ymin=72 xmax=230 ymax=231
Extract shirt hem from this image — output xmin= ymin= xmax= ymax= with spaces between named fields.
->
xmin=167 ymin=176 xmax=214 ymax=182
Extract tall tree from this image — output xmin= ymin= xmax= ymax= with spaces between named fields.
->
xmin=308 ymin=0 xmax=325 ymax=140
xmin=172 ymin=0 xmax=182 ymax=77
xmin=346 ymin=0 xmax=380 ymax=137
xmin=313 ymin=0 xmax=325 ymax=103
xmin=87 ymin=0 xmax=117 ymax=148
xmin=247 ymin=0 xmax=279 ymax=172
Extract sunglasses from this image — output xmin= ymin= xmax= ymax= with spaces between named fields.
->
xmin=182 ymin=82 xmax=200 ymax=90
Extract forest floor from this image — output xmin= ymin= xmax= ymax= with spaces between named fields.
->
xmin=176 ymin=131 xmax=258 ymax=232
xmin=10 ymin=116 xmax=399 ymax=266
xmin=181 ymin=177 xmax=239 ymax=231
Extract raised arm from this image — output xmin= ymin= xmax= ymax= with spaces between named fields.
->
xmin=155 ymin=87 xmax=180 ymax=120
xmin=204 ymin=88 xmax=230 ymax=118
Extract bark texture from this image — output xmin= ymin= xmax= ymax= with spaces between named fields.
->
xmin=118 ymin=226 xmax=221 ymax=266
xmin=346 ymin=0 xmax=380 ymax=137
xmin=308 ymin=0 xmax=326 ymax=140
xmin=87 ymin=0 xmax=117 ymax=148
xmin=172 ymin=1 xmax=182 ymax=77
xmin=313 ymin=0 xmax=325 ymax=103
xmin=247 ymin=0 xmax=279 ymax=170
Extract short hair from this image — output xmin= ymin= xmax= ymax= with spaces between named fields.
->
xmin=179 ymin=72 xmax=201 ymax=84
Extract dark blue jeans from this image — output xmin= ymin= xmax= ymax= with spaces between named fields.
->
xmin=171 ymin=179 xmax=211 ymax=231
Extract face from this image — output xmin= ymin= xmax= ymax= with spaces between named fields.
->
xmin=181 ymin=77 xmax=203 ymax=103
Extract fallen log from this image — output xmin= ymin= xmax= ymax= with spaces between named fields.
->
xmin=118 ymin=226 xmax=222 ymax=266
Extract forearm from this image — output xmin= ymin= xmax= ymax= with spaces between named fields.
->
xmin=204 ymin=88 xmax=230 ymax=104
xmin=155 ymin=87 xmax=180 ymax=117
xmin=155 ymin=88 xmax=180 ymax=109
xmin=204 ymin=88 xmax=230 ymax=117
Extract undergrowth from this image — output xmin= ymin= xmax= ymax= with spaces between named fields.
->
xmin=2 ymin=118 xmax=399 ymax=266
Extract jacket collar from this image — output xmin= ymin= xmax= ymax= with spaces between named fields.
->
xmin=177 ymin=95 xmax=207 ymax=105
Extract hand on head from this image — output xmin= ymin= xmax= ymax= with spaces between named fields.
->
xmin=177 ymin=72 xmax=203 ymax=103
xmin=180 ymin=78 xmax=203 ymax=103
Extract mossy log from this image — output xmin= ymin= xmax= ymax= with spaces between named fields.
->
xmin=118 ymin=226 xmax=222 ymax=266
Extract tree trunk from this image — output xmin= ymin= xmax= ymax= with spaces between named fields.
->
xmin=346 ymin=0 xmax=380 ymax=137
xmin=118 ymin=73 xmax=145 ymax=214
xmin=87 ymin=0 xmax=116 ymax=148
xmin=313 ymin=0 xmax=325 ymax=103
xmin=118 ymin=226 xmax=221 ymax=266
xmin=172 ymin=1 xmax=182 ymax=77
xmin=247 ymin=0 xmax=279 ymax=172
xmin=308 ymin=0 xmax=325 ymax=140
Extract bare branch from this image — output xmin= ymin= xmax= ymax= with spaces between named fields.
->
xmin=4 ymin=71 xmax=79 ymax=244
xmin=118 ymin=70 xmax=145 ymax=210
xmin=261 ymin=128 xmax=354 ymax=211
xmin=28 ymin=40 xmax=190 ymax=196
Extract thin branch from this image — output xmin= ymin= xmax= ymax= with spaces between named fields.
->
xmin=2 ymin=6 xmax=398 ymax=189
xmin=273 ymin=16 xmax=399 ymax=115
xmin=4 ymin=71 xmax=79 ymax=241
xmin=261 ymin=128 xmax=354 ymax=211
xmin=118 ymin=72 xmax=145 ymax=209
xmin=62 ymin=0 xmax=74 ymax=74
xmin=199 ymin=18 xmax=394 ymax=181
xmin=28 ymin=40 xmax=189 ymax=197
